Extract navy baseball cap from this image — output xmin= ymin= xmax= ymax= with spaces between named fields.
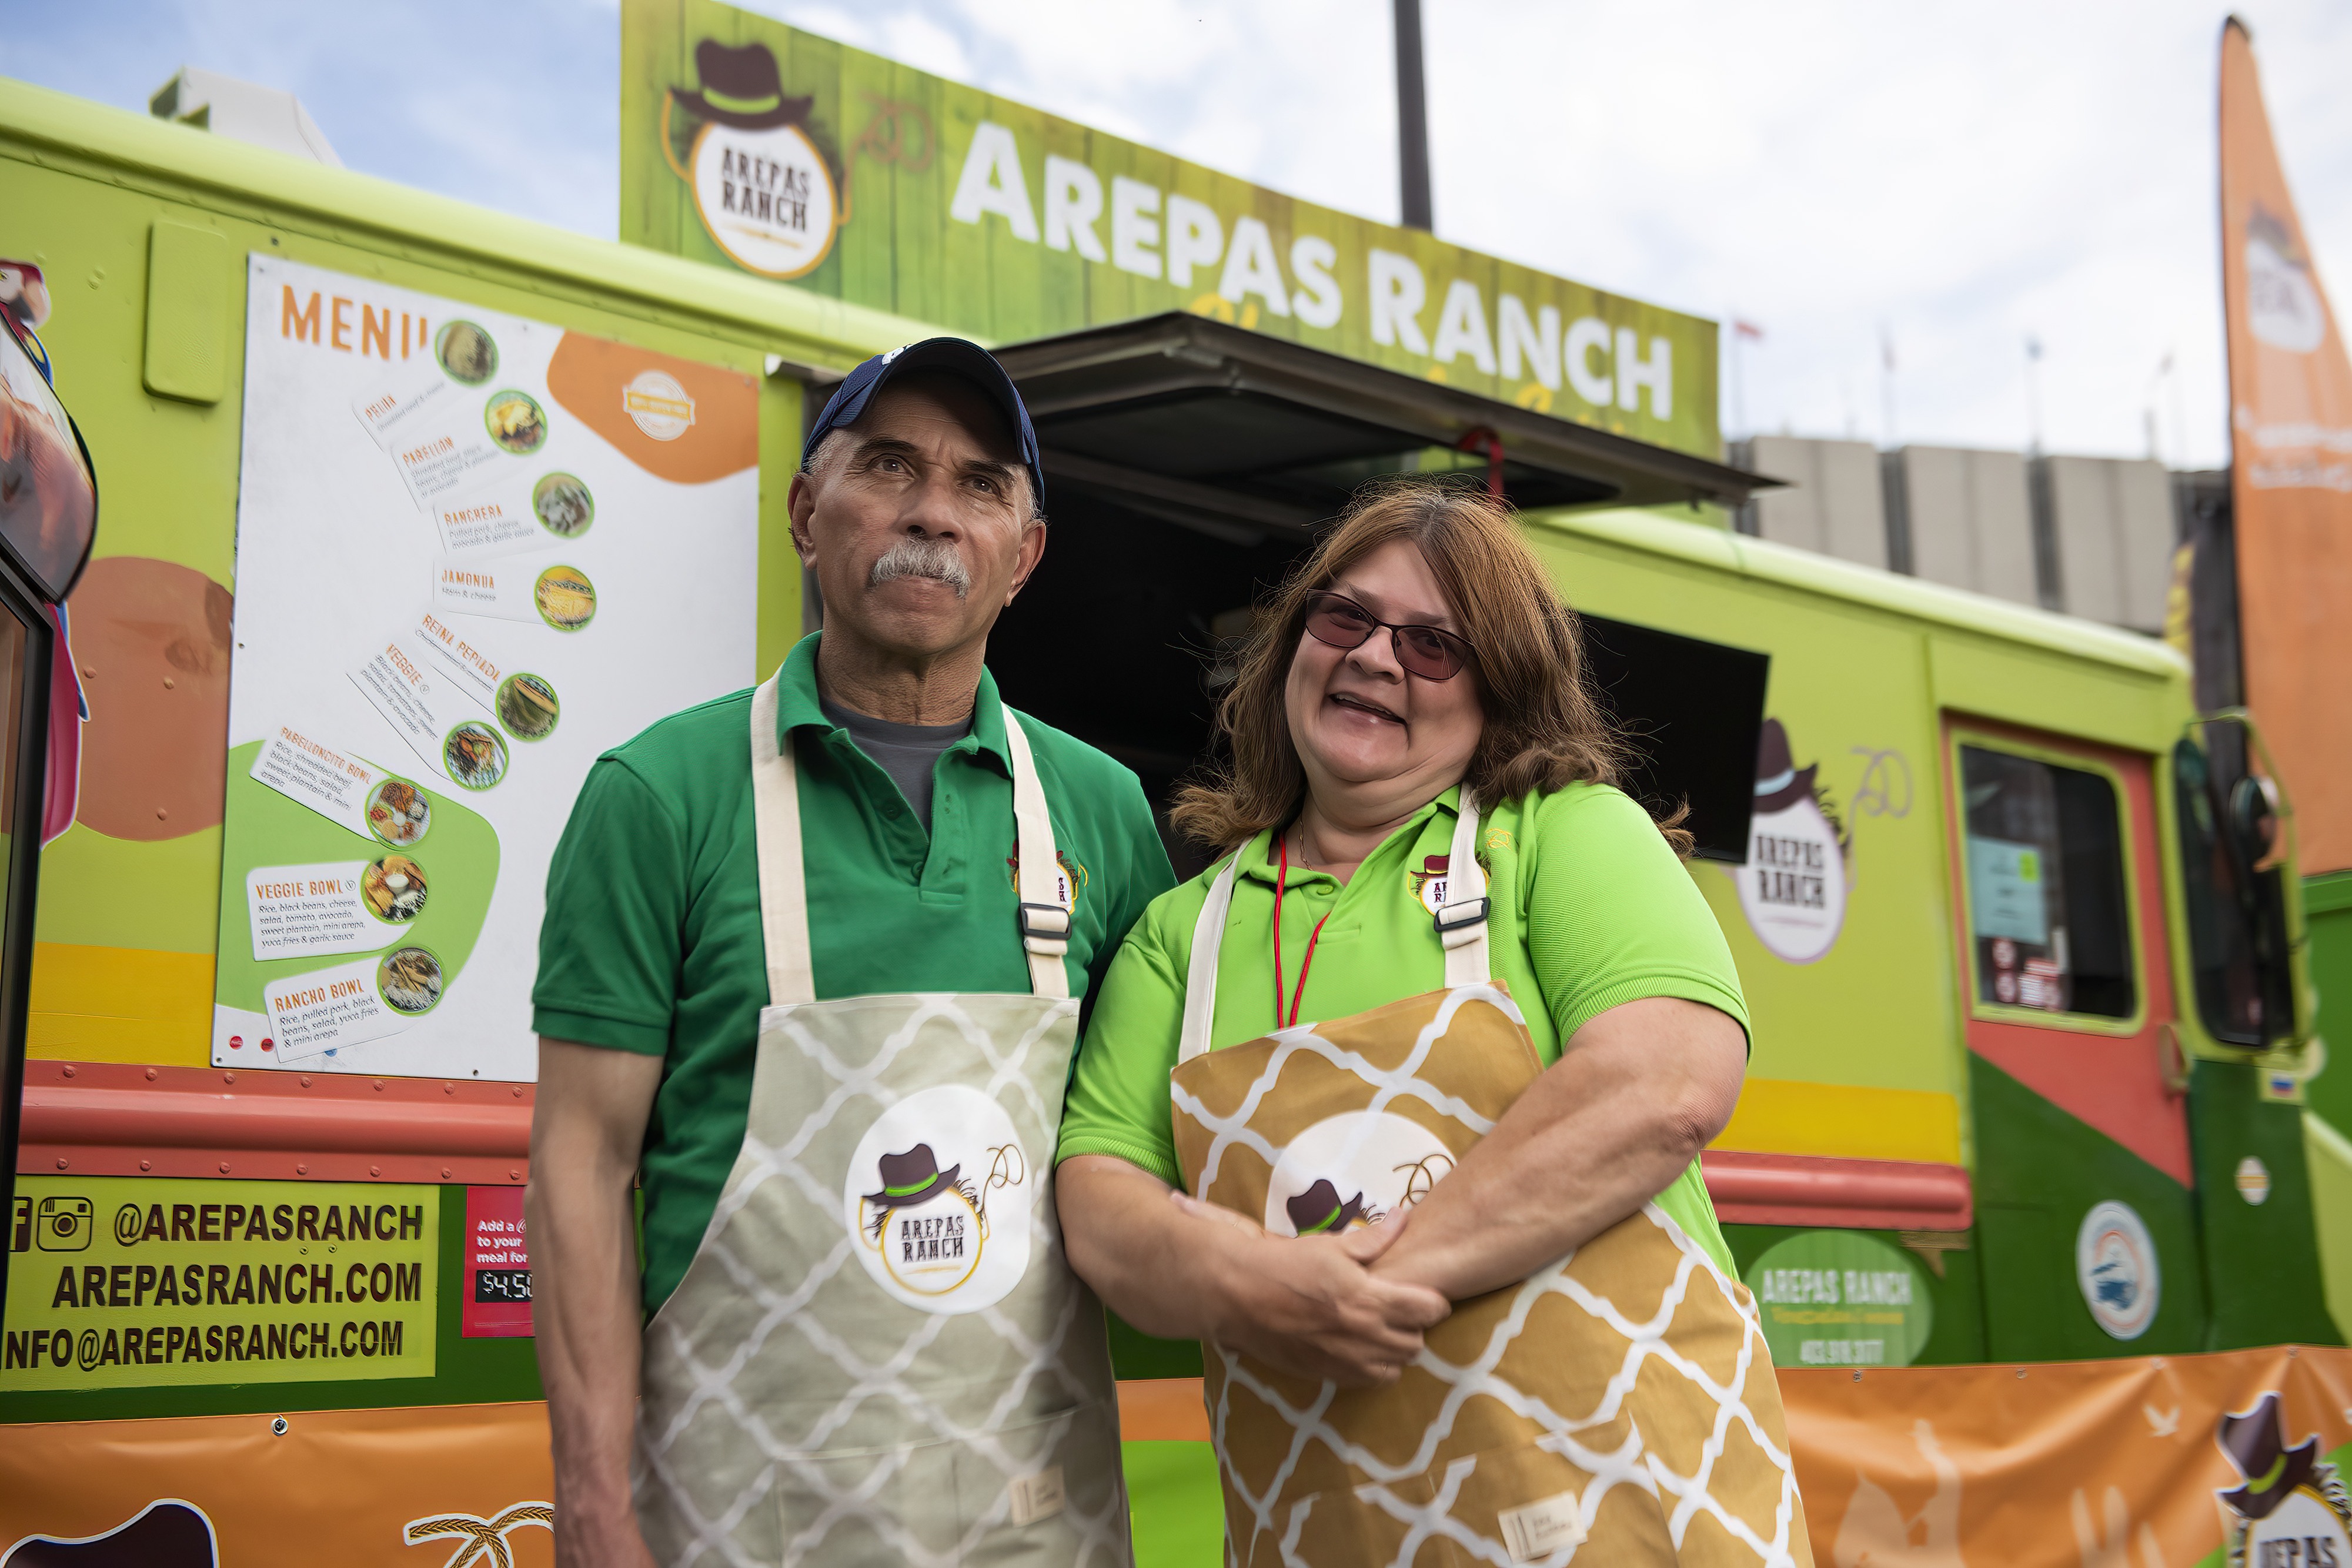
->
xmin=801 ymin=338 xmax=1045 ymax=512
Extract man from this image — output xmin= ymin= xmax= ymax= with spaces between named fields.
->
xmin=529 ymin=339 xmax=1174 ymax=1568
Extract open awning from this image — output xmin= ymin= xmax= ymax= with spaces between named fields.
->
xmin=992 ymin=311 xmax=1776 ymax=539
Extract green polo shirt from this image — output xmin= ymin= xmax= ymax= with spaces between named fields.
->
xmin=1056 ymin=783 xmax=1746 ymax=1276
xmin=534 ymin=633 xmax=1175 ymax=1315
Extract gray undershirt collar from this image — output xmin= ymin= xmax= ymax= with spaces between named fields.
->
xmin=820 ymin=696 xmax=973 ymax=833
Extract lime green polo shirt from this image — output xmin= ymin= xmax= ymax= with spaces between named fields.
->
xmin=534 ymin=633 xmax=1175 ymax=1315
xmin=1056 ymin=782 xmax=1745 ymax=1275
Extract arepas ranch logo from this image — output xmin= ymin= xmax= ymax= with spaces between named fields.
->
xmin=664 ymin=41 xmax=841 ymax=279
xmin=639 ymin=18 xmax=1696 ymax=434
xmin=842 ymin=1085 xmax=1033 ymax=1315
xmin=2215 ymin=1393 xmax=2352 ymax=1568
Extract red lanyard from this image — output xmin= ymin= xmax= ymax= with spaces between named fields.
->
xmin=1272 ymin=833 xmax=1333 ymax=1030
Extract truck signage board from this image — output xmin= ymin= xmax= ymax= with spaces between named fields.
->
xmin=4 ymin=1178 xmax=440 ymax=1391
xmin=620 ymin=0 xmax=1720 ymax=457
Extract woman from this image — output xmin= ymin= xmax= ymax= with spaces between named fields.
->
xmin=1057 ymin=482 xmax=1813 ymax=1567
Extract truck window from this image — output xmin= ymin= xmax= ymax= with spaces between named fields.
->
xmin=1959 ymin=744 xmax=2136 ymax=1019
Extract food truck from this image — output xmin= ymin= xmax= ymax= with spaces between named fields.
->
xmin=0 ymin=6 xmax=2343 ymax=1562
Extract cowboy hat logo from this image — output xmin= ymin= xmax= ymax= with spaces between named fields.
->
xmin=1262 ymin=1111 xmax=1458 ymax=1237
xmin=858 ymin=1140 xmax=1023 ymax=1296
xmin=1284 ymin=1178 xmax=1378 ymax=1236
xmin=1 ymin=1500 xmax=217 ymax=1568
xmin=662 ymin=38 xmax=841 ymax=279
xmin=1735 ymin=718 xmax=1852 ymax=965
xmin=676 ymin=41 xmax=812 ymax=131
xmin=843 ymin=1084 xmax=1035 ymax=1315
xmin=2214 ymin=1393 xmax=2352 ymax=1568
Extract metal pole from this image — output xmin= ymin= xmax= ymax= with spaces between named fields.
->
xmin=1395 ymin=0 xmax=1434 ymax=231
xmin=2024 ymin=334 xmax=2044 ymax=456
xmin=1729 ymin=330 xmax=1746 ymax=439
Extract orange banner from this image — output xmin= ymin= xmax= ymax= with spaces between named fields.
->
xmin=1786 ymin=1347 xmax=2352 ymax=1567
xmin=2220 ymin=19 xmax=2352 ymax=874
xmin=0 ymin=1401 xmax=553 ymax=1567
xmin=7 ymin=1354 xmax=2352 ymax=1564
xmin=1127 ymin=1353 xmax=2352 ymax=1564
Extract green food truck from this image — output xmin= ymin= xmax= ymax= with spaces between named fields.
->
xmin=0 ymin=6 xmax=2341 ymax=1561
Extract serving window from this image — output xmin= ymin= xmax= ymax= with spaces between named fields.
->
xmin=1957 ymin=741 xmax=2139 ymax=1025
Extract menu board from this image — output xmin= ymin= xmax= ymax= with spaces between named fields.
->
xmin=212 ymin=257 xmax=760 ymax=1081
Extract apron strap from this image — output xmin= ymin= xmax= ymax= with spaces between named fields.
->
xmin=748 ymin=678 xmax=1072 ymax=1008
xmin=1437 ymin=788 xmax=1491 ymax=987
xmin=1000 ymin=704 xmax=1073 ymax=1001
xmin=1174 ymin=787 xmax=1487 ymax=1063
xmin=749 ymin=670 xmax=816 ymax=1008
xmin=1177 ymin=850 xmax=1242 ymax=1065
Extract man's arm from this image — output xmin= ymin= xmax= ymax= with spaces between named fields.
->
xmin=1369 ymin=997 xmax=1745 ymax=1301
xmin=530 ymin=1038 xmax=665 ymax=1568
xmin=1058 ymin=1154 xmax=1450 ymax=1386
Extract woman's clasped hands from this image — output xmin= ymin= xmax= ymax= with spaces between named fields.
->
xmin=1165 ymin=1187 xmax=1451 ymax=1389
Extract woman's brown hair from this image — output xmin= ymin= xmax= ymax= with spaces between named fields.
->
xmin=1170 ymin=478 xmax=1691 ymax=855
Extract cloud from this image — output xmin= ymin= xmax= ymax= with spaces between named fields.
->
xmin=5 ymin=0 xmax=2347 ymax=467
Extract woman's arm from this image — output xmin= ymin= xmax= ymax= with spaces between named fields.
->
xmin=1368 ymin=996 xmax=1743 ymax=1300
xmin=1058 ymin=1154 xmax=1451 ymax=1387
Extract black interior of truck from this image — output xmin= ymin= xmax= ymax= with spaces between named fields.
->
xmin=830 ymin=312 xmax=1779 ymax=878
xmin=988 ymin=486 xmax=1770 ymax=877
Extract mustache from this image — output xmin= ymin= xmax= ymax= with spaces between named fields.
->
xmin=867 ymin=535 xmax=972 ymax=599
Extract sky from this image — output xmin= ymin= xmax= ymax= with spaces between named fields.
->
xmin=7 ymin=0 xmax=2349 ymax=469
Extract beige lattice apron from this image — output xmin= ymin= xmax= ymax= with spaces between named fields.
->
xmin=633 ymin=673 xmax=1132 ymax=1568
xmin=1170 ymin=794 xmax=1812 ymax=1568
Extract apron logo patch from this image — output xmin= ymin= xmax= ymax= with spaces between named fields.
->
xmin=843 ymin=1084 xmax=1034 ymax=1315
xmin=1262 ymin=1110 xmax=1458 ymax=1236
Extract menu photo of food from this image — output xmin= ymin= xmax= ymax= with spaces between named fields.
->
xmin=443 ymin=721 xmax=509 ymax=791
xmin=436 ymin=320 xmax=499 ymax=386
xmin=496 ymin=672 xmax=559 ymax=741
xmin=486 ymin=390 xmax=548 ymax=456
xmin=366 ymin=777 xmax=433 ymax=846
xmin=534 ymin=564 xmax=597 ymax=631
xmin=361 ymin=854 xmax=429 ymax=922
xmin=532 ymin=472 xmax=593 ymax=539
xmin=377 ymin=944 xmax=446 ymax=1016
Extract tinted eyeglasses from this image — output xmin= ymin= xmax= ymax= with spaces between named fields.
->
xmin=1302 ymin=591 xmax=1478 ymax=681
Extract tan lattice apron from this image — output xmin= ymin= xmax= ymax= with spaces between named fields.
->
xmin=1170 ymin=793 xmax=1812 ymax=1567
xmin=632 ymin=671 xmax=1132 ymax=1568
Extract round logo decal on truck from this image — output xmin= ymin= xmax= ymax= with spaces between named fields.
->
xmin=1735 ymin=720 xmax=1849 ymax=965
xmin=2076 ymin=1199 xmax=2160 ymax=1340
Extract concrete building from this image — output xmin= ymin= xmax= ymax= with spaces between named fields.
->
xmin=2040 ymin=455 xmax=2175 ymax=634
xmin=1886 ymin=445 xmax=2040 ymax=606
xmin=1732 ymin=436 xmax=2184 ymax=637
xmin=1730 ymin=436 xmax=1889 ymax=570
